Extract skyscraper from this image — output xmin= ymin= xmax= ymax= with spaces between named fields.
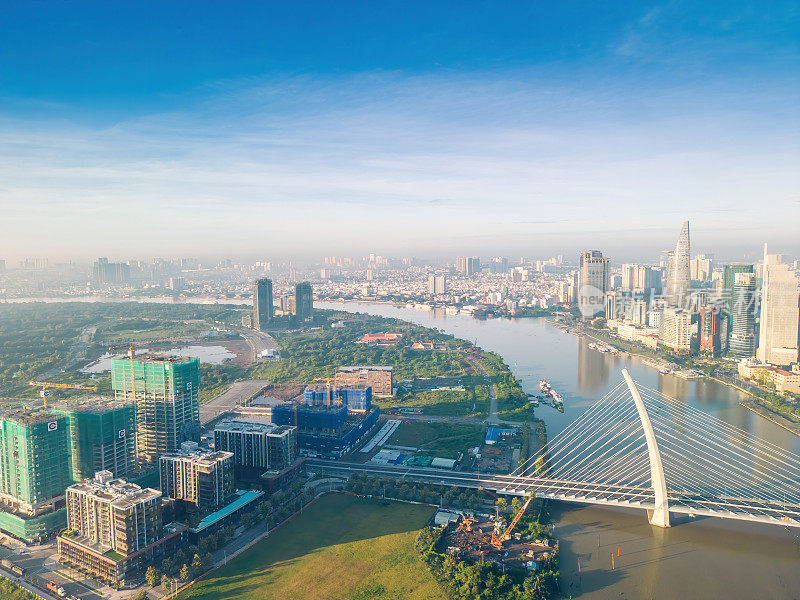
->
xmin=428 ymin=274 xmax=447 ymax=295
xmin=456 ymin=256 xmax=480 ymax=277
xmin=666 ymin=221 xmax=690 ymax=306
xmin=699 ymin=305 xmax=721 ymax=356
xmin=729 ymin=272 xmax=757 ymax=357
xmin=111 ymin=355 xmax=200 ymax=467
xmin=294 ymin=281 xmax=313 ymax=323
xmin=253 ymin=278 xmax=273 ymax=330
xmin=577 ymin=250 xmax=609 ymax=318
xmin=757 ymin=246 xmax=800 ymax=366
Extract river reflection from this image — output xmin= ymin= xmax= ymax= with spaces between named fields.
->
xmin=320 ymin=301 xmax=800 ymax=599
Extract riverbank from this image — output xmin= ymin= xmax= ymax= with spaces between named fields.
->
xmin=552 ymin=319 xmax=800 ymax=438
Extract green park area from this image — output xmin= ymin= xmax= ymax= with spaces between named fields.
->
xmin=388 ymin=421 xmax=485 ymax=459
xmin=178 ymin=493 xmax=446 ymax=600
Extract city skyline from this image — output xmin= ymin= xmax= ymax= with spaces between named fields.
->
xmin=1 ymin=2 xmax=798 ymax=260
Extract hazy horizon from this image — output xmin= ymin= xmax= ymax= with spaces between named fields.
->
xmin=1 ymin=2 xmax=798 ymax=262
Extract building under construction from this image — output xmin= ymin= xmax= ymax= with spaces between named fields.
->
xmin=0 ymin=410 xmax=72 ymax=542
xmin=53 ymin=398 xmax=136 ymax=482
xmin=111 ymin=355 xmax=200 ymax=467
xmin=441 ymin=508 xmax=555 ymax=571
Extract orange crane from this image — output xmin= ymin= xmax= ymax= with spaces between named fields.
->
xmin=28 ymin=381 xmax=98 ymax=410
xmin=491 ymin=495 xmax=534 ymax=549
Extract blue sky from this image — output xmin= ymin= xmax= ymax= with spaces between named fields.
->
xmin=1 ymin=1 xmax=798 ymax=262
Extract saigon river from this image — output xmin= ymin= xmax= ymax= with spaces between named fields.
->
xmin=321 ymin=301 xmax=800 ymax=600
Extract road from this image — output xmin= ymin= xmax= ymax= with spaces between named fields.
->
xmin=238 ymin=328 xmax=277 ymax=361
xmin=464 ymin=355 xmax=499 ymax=424
xmin=199 ymin=379 xmax=270 ymax=426
xmin=0 ymin=540 xmax=104 ymax=600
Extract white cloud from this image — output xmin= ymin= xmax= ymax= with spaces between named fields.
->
xmin=0 ymin=69 xmax=798 ymax=261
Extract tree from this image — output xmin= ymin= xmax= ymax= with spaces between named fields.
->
xmin=145 ymin=566 xmax=160 ymax=587
xmin=127 ymin=591 xmax=148 ymax=600
xmin=202 ymin=552 xmax=214 ymax=570
xmin=192 ymin=553 xmax=204 ymax=574
xmin=241 ymin=512 xmax=254 ymax=529
xmin=180 ymin=564 xmax=191 ymax=582
xmin=161 ymin=574 xmax=172 ymax=591
xmin=161 ymin=558 xmax=173 ymax=576
xmin=496 ymin=497 xmax=508 ymax=514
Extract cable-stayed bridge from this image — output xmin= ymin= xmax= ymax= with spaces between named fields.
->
xmin=310 ymin=369 xmax=800 ymax=530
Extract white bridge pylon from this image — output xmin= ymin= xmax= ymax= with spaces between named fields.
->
xmin=623 ymin=369 xmax=669 ymax=527
xmin=501 ymin=370 xmax=800 ymax=529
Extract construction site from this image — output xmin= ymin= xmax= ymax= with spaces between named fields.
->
xmin=441 ymin=498 xmax=555 ymax=571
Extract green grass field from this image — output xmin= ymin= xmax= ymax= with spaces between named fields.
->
xmin=178 ymin=493 xmax=446 ymax=600
xmin=388 ymin=421 xmax=484 ymax=458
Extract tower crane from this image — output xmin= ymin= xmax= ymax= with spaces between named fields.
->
xmin=28 ymin=381 xmax=98 ymax=410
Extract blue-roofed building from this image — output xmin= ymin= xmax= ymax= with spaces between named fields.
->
xmin=485 ymin=427 xmax=516 ymax=445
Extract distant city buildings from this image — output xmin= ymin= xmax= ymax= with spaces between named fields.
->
xmin=456 ymin=256 xmax=480 ymax=277
xmin=253 ymin=278 xmax=274 ymax=330
xmin=691 ymin=254 xmax=713 ymax=281
xmin=93 ymin=257 xmax=130 ymax=285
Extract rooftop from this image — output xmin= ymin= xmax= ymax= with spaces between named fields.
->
xmin=68 ymin=471 xmax=161 ymax=509
xmin=160 ymin=447 xmax=233 ymax=467
xmin=52 ymin=397 xmax=132 ymax=414
xmin=337 ymin=365 xmax=393 ymax=372
xmin=0 ymin=409 xmax=64 ymax=426
xmin=114 ymin=354 xmax=197 ymax=365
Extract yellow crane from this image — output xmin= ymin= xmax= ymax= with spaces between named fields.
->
xmin=28 ymin=381 xmax=99 ymax=410
xmin=491 ymin=495 xmax=534 ymax=549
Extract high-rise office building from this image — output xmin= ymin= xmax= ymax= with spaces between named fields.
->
xmin=253 ymin=278 xmax=274 ymax=330
xmin=659 ymin=307 xmax=692 ymax=352
xmin=53 ymin=399 xmax=136 ymax=482
xmin=111 ymin=355 xmax=200 ymax=467
xmin=730 ymin=272 xmax=757 ymax=357
xmin=722 ymin=263 xmax=754 ymax=332
xmin=577 ymin=250 xmax=609 ymax=318
xmin=214 ymin=419 xmax=298 ymax=477
xmin=158 ymin=443 xmax=233 ymax=510
xmin=757 ymin=247 xmax=800 ymax=366
xmin=605 ymin=291 xmax=620 ymax=321
xmin=427 ymin=274 xmax=447 ymax=295
xmin=294 ymin=281 xmax=313 ymax=323
xmin=621 ymin=264 xmax=637 ymax=290
xmin=699 ymin=305 xmax=721 ymax=356
xmin=691 ymin=254 xmax=713 ymax=282
xmin=665 ymin=221 xmax=691 ymax=306
xmin=456 ymin=256 xmax=480 ymax=277
xmin=489 ymin=257 xmax=509 ymax=274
